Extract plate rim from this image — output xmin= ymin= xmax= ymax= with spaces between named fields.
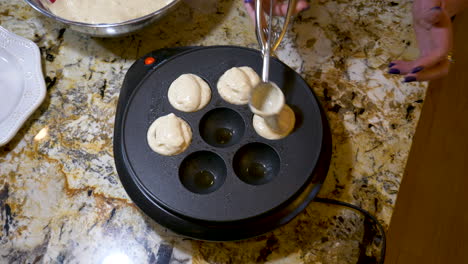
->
xmin=0 ymin=26 xmax=46 ymax=146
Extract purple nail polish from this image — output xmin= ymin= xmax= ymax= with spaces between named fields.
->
xmin=244 ymin=0 xmax=253 ymax=3
xmin=431 ymin=6 xmax=442 ymax=10
xmin=303 ymin=5 xmax=311 ymax=11
xmin=404 ymin=76 xmax=417 ymax=83
xmin=388 ymin=63 xmax=395 ymax=68
xmin=411 ymin=66 xmax=424 ymax=73
xmin=388 ymin=68 xmax=400 ymax=74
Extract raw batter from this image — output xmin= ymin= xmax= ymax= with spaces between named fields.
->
xmin=253 ymin=104 xmax=295 ymax=140
xmin=217 ymin=66 xmax=260 ymax=105
xmin=147 ymin=113 xmax=192 ymax=156
xmin=44 ymin=0 xmax=172 ymax=24
xmin=168 ymin=74 xmax=211 ymax=112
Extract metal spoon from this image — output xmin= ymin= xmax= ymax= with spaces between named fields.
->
xmin=249 ymin=0 xmax=296 ymax=132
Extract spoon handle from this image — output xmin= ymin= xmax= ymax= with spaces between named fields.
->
xmin=254 ymin=0 xmax=298 ymax=53
xmin=262 ymin=45 xmax=270 ymax=82
xmin=261 ymin=0 xmax=273 ymax=82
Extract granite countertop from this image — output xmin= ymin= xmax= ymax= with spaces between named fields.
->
xmin=0 ymin=0 xmax=427 ymax=263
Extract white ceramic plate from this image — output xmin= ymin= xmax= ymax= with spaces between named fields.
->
xmin=0 ymin=26 xmax=46 ymax=146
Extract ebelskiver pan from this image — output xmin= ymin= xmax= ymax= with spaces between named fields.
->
xmin=113 ymin=46 xmax=332 ymax=241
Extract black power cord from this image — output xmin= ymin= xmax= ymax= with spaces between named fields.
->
xmin=313 ymin=197 xmax=386 ymax=264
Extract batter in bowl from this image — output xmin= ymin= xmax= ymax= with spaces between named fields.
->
xmin=43 ymin=0 xmax=173 ymax=24
xmin=168 ymin=74 xmax=211 ymax=112
xmin=147 ymin=113 xmax=192 ymax=156
xmin=217 ymin=66 xmax=260 ymax=105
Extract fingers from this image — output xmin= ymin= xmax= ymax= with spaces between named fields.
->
xmin=412 ymin=0 xmax=442 ymax=21
xmin=244 ymin=0 xmax=269 ymax=30
xmin=270 ymin=0 xmax=310 ymax=16
xmin=388 ymin=60 xmax=415 ymax=75
xmin=244 ymin=0 xmax=310 ymax=20
xmin=389 ymin=26 xmax=452 ymax=75
xmin=413 ymin=0 xmax=444 ymax=29
xmin=388 ymin=49 xmax=451 ymax=80
xmin=244 ymin=1 xmax=256 ymax=21
xmin=389 ymin=6 xmax=452 ymax=77
xmin=402 ymin=59 xmax=450 ymax=82
xmin=418 ymin=7 xmax=444 ymax=29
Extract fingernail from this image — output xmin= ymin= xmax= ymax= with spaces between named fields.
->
xmin=388 ymin=68 xmax=400 ymax=74
xmin=244 ymin=0 xmax=252 ymax=3
xmin=388 ymin=63 xmax=395 ymax=68
xmin=303 ymin=5 xmax=311 ymax=11
xmin=411 ymin=66 xmax=424 ymax=73
xmin=404 ymin=76 xmax=417 ymax=83
xmin=431 ymin=6 xmax=442 ymax=10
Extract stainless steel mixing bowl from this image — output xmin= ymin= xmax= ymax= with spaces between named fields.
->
xmin=24 ymin=0 xmax=181 ymax=37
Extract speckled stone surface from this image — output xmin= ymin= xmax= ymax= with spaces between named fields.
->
xmin=0 ymin=0 xmax=427 ymax=263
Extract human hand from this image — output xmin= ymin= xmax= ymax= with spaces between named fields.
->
xmin=243 ymin=0 xmax=310 ymax=21
xmin=388 ymin=0 xmax=453 ymax=82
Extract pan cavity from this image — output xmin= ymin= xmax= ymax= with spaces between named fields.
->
xmin=179 ymin=151 xmax=227 ymax=194
xmin=199 ymin=108 xmax=245 ymax=148
xmin=233 ymin=143 xmax=280 ymax=185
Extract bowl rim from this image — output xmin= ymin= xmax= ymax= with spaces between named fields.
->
xmin=24 ymin=0 xmax=181 ymax=28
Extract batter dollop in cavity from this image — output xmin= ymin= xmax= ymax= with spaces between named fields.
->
xmin=44 ymin=0 xmax=172 ymax=24
xmin=253 ymin=105 xmax=295 ymax=140
xmin=217 ymin=66 xmax=260 ymax=105
xmin=147 ymin=113 xmax=192 ymax=156
xmin=168 ymin=74 xmax=211 ymax=112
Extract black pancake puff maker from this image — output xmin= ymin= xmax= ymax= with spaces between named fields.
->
xmin=113 ymin=46 xmax=332 ymax=241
